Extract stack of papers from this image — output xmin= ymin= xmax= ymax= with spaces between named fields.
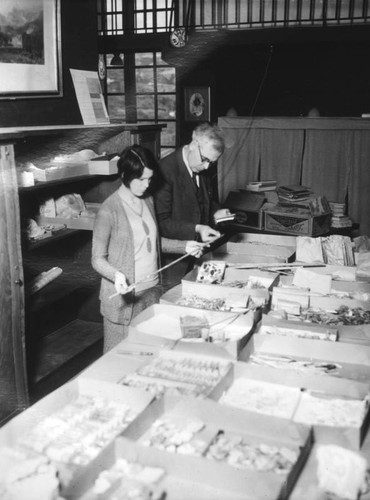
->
xmin=245 ymin=180 xmax=277 ymax=192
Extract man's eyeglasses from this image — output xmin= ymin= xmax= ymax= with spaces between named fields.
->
xmin=197 ymin=144 xmax=217 ymax=168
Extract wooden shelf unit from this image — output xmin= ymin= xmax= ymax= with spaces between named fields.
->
xmin=0 ymin=122 xmax=164 ymax=421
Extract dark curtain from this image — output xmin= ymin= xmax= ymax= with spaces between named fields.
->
xmin=260 ymin=128 xmax=304 ymax=186
xmin=218 ymin=117 xmax=370 ymax=235
xmin=302 ymin=129 xmax=351 ymax=203
xmin=348 ymin=131 xmax=370 ymax=236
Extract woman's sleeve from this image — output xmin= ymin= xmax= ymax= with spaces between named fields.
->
xmin=160 ymin=236 xmax=187 ymax=254
xmin=91 ymin=205 xmax=118 ymax=282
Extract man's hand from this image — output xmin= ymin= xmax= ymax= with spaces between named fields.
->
xmin=185 ymin=240 xmax=207 ymax=258
xmin=114 ymin=271 xmax=129 ymax=295
xmin=195 ymin=224 xmax=221 ymax=243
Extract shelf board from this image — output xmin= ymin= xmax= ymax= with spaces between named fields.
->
xmin=26 ymin=228 xmax=80 ymax=250
xmin=0 ymin=122 xmax=166 ymax=141
xmin=19 ymin=174 xmax=100 ymax=191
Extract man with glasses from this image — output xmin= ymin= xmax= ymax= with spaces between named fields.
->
xmin=154 ymin=122 xmax=230 ymax=244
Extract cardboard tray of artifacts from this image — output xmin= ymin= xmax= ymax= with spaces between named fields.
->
xmin=271 ymin=285 xmax=370 ymax=346
xmin=257 ymin=312 xmax=339 ymax=342
xmin=78 ymin=342 xmax=234 ymax=401
xmin=37 ymin=202 xmax=100 ymax=230
xmin=279 ymin=266 xmax=370 ymax=303
xmin=230 ymin=232 xmax=297 ymax=247
xmin=210 ymin=362 xmax=370 ymax=450
xmin=201 ymin=240 xmax=295 ymax=265
xmin=113 ymin=348 xmax=234 ymax=401
xmin=226 ymin=232 xmax=297 ymax=260
xmin=264 ymin=308 xmax=370 ymax=347
xmin=279 ymin=265 xmax=370 ymax=290
xmin=271 ymin=283 xmax=370 ymax=313
xmin=160 ymin=281 xmax=268 ymax=312
xmin=128 ymin=303 xmax=256 ymax=360
xmin=308 ymin=294 xmax=370 ymax=313
xmin=184 ymin=264 xmax=280 ymax=291
xmin=240 ymin=332 xmax=370 ymax=385
xmin=0 ymin=378 xmax=155 ymax=492
xmin=68 ymin=435 xmax=249 ymax=500
xmin=29 ymin=161 xmax=90 ymax=182
xmin=120 ymin=395 xmax=313 ymax=500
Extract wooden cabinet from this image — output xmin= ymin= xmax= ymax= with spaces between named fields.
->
xmin=0 ymin=123 xmax=164 ymax=418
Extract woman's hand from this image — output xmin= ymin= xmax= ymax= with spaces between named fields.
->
xmin=114 ymin=271 xmax=129 ymax=294
xmin=186 ymin=241 xmax=206 ymax=258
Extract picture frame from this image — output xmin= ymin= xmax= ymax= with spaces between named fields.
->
xmin=0 ymin=0 xmax=62 ymax=99
xmin=184 ymin=86 xmax=211 ymax=122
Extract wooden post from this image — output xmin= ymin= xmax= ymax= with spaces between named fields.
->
xmin=0 ymin=143 xmax=29 ymax=424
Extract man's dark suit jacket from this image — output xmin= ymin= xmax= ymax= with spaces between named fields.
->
xmin=154 ymin=148 xmax=218 ymax=240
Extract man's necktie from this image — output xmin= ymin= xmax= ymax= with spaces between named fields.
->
xmin=192 ymin=172 xmax=199 ymax=190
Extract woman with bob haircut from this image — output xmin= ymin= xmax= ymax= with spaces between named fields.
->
xmin=92 ymin=144 xmax=205 ymax=352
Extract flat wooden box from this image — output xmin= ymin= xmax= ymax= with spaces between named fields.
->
xmin=128 ymin=303 xmax=255 ymax=360
xmin=210 ymin=362 xmax=370 ymax=450
xmin=121 ymin=395 xmax=313 ymax=500
xmin=241 ymin=333 xmax=370 ymax=385
xmin=0 ymin=378 xmax=154 ymax=491
xmin=264 ymin=209 xmax=331 ymax=237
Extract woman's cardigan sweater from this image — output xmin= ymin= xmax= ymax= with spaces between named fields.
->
xmin=92 ymin=190 xmax=187 ymax=325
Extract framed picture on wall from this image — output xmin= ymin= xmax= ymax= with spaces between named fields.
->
xmin=184 ymin=86 xmax=211 ymax=122
xmin=0 ymin=0 xmax=62 ymax=99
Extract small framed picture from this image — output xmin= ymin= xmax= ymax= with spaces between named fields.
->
xmin=0 ymin=0 xmax=62 ymax=99
xmin=184 ymin=86 xmax=211 ymax=122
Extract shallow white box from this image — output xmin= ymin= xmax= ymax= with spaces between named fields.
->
xmin=128 ymin=303 xmax=255 ymax=360
xmin=258 ymin=313 xmax=338 ymax=342
xmin=160 ymin=282 xmax=268 ymax=311
xmin=36 ymin=202 xmax=100 ymax=230
xmin=211 ymin=362 xmax=370 ymax=449
xmin=122 ymin=395 xmax=312 ymax=500
xmin=0 ymin=378 xmax=154 ymax=491
xmin=88 ymin=155 xmax=119 ymax=175
xmin=183 ymin=266 xmax=279 ymax=291
xmin=202 ymin=239 xmax=295 ymax=265
xmin=75 ymin=436 xmax=248 ymax=500
xmin=230 ymin=232 xmax=297 ymax=248
xmin=241 ymin=333 xmax=370 ymax=385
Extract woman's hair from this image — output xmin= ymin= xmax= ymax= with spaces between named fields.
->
xmin=117 ymin=144 xmax=158 ymax=188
